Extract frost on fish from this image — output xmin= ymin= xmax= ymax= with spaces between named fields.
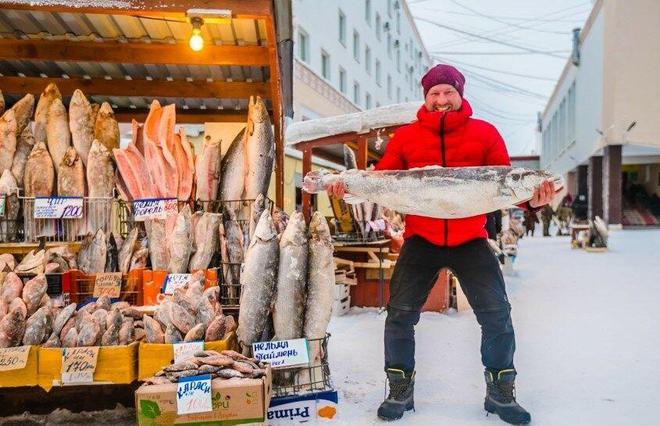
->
xmin=304 ymin=166 xmax=562 ymax=219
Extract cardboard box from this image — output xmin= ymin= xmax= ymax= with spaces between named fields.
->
xmin=37 ymin=341 xmax=139 ymax=392
xmin=135 ymin=367 xmax=272 ymax=425
xmin=267 ymin=390 xmax=339 ymax=424
xmin=138 ymin=332 xmax=238 ymax=380
xmin=0 ymin=345 xmax=38 ymax=387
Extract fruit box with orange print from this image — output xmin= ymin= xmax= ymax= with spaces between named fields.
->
xmin=135 ymin=367 xmax=272 ymax=425
xmin=267 ymin=390 xmax=339 ymax=424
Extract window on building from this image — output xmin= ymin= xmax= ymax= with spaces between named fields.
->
xmin=375 ymin=60 xmax=382 ymax=86
xmin=387 ymin=75 xmax=392 ymax=99
xmin=339 ymin=67 xmax=347 ymax=93
xmin=396 ymin=48 xmax=400 ymax=72
xmin=353 ymin=81 xmax=360 ymax=105
xmin=298 ymin=29 xmax=309 ymax=62
xmin=353 ymin=30 xmax=360 ymax=62
xmin=321 ymin=50 xmax=330 ymax=80
xmin=376 ymin=13 xmax=381 ymax=40
xmin=365 ymin=0 xmax=371 ymax=25
xmin=396 ymin=10 xmax=401 ymax=34
xmin=366 ymin=92 xmax=372 ymax=109
xmin=387 ymin=34 xmax=392 ymax=57
xmin=338 ymin=10 xmax=346 ymax=45
xmin=365 ymin=46 xmax=371 ymax=74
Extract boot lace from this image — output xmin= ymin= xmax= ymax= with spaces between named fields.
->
xmin=493 ymin=379 xmax=516 ymax=403
xmin=386 ymin=378 xmax=411 ymax=401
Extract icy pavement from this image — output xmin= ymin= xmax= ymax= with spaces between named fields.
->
xmin=327 ymin=229 xmax=660 ymax=425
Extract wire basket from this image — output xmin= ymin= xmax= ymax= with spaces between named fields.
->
xmin=0 ymin=192 xmax=23 ymax=243
xmin=332 ymin=219 xmax=387 ymax=243
xmin=21 ymin=196 xmax=116 ymax=243
xmin=271 ymin=334 xmax=333 ymax=398
xmin=67 ymin=269 xmax=144 ymax=307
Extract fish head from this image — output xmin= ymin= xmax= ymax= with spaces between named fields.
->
xmin=248 ymin=96 xmax=269 ymax=124
xmin=253 ymin=209 xmax=277 ymax=242
xmin=98 ymin=102 xmax=115 ymax=118
xmin=281 ymin=211 xmax=308 ymax=244
xmin=503 ymin=168 xmax=559 ymax=200
xmin=69 ymin=89 xmax=89 ymax=108
xmin=309 ymin=211 xmax=332 ymax=242
xmin=42 ymin=83 xmax=62 ymax=100
xmin=302 ymin=170 xmax=338 ymax=194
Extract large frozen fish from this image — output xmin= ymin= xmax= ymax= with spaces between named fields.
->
xmin=304 ymin=166 xmax=562 ymax=219
xmin=298 ymin=212 xmax=335 ymax=389
xmin=57 ymin=148 xmax=85 ymax=239
xmin=0 ymin=272 xmax=23 ymax=303
xmin=24 ymin=142 xmax=55 ymax=197
xmin=11 ymin=126 xmax=36 ymax=186
xmin=167 ymin=205 xmax=193 ymax=273
xmin=118 ymin=227 xmax=139 ymax=274
xmin=0 ymin=307 xmax=26 ymax=348
xmin=188 ymin=212 xmax=221 ymax=271
xmin=143 ymin=100 xmax=177 ymax=198
xmin=87 ymin=139 xmax=114 ymax=197
xmin=221 ymin=209 xmax=244 ymax=289
xmin=69 ymin=89 xmax=95 ymax=166
xmin=94 ymin=102 xmax=119 ymax=152
xmin=244 ymin=96 xmax=274 ymax=201
xmin=0 ymin=170 xmax=20 ymax=242
xmin=145 ymin=219 xmax=169 ymax=270
xmin=273 ymin=212 xmax=308 ymax=341
xmin=9 ymin=93 xmax=34 ymax=135
xmin=219 ymin=128 xmax=246 ymax=208
xmin=46 ymin=97 xmax=70 ymax=175
xmin=35 ymin=83 xmax=62 ymax=144
xmin=194 ymin=135 xmax=221 ymax=205
xmin=237 ymin=209 xmax=279 ymax=354
xmin=113 ymin=120 xmax=156 ymax=200
xmin=77 ymin=229 xmax=107 ymax=274
xmin=23 ymin=306 xmax=50 ymax=346
xmin=15 ymin=249 xmax=45 ymax=274
xmin=0 ymin=109 xmax=17 ymax=175
xmin=22 ymin=274 xmax=48 ymax=316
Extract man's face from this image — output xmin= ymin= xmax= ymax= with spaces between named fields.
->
xmin=424 ymin=83 xmax=462 ymax=113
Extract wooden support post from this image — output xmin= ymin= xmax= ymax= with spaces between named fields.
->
xmin=357 ymin=135 xmax=368 ymax=170
xmin=265 ymin=17 xmax=285 ymax=210
xmin=302 ymin=148 xmax=313 ymax=222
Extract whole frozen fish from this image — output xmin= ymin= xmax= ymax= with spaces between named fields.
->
xmin=0 ymin=307 xmax=26 ymax=348
xmin=194 ymin=135 xmax=221 ymax=205
xmin=94 ymin=102 xmax=119 ymax=152
xmin=129 ymin=247 xmax=149 ymax=271
xmin=145 ymin=219 xmax=169 ymax=270
xmin=77 ymin=316 xmax=102 ymax=347
xmin=69 ymin=89 xmax=95 ymax=166
xmin=188 ymin=212 xmax=221 ymax=271
xmin=105 ymin=233 xmax=119 ymax=272
xmin=273 ymin=212 xmax=308 ymax=341
xmin=58 ymin=147 xmax=85 ymax=239
xmin=23 ymin=142 xmax=55 ymax=197
xmin=77 ymin=229 xmax=107 ymax=274
xmin=303 ymin=166 xmax=562 ymax=219
xmin=237 ymin=209 xmax=279 ymax=354
xmin=15 ymin=249 xmax=45 ymax=275
xmin=219 ymin=128 xmax=246 ymax=207
xmin=35 ymin=83 xmax=62 ymax=144
xmin=244 ymin=96 xmax=275 ymax=202
xmin=22 ymin=273 xmax=48 ymax=316
xmin=87 ymin=139 xmax=114 ymax=198
xmin=118 ymin=227 xmax=139 ymax=274
xmin=9 ymin=93 xmax=34 ymax=135
xmin=52 ymin=303 xmax=76 ymax=336
xmin=144 ymin=315 xmax=165 ymax=344
xmin=0 ymin=170 xmax=20 ymax=242
xmin=0 ymin=109 xmax=17 ymax=175
xmin=167 ymin=205 xmax=193 ymax=273
xmin=0 ymin=272 xmax=23 ymax=303
xmin=221 ymin=209 xmax=244 ymax=289
xmin=11 ymin=126 xmax=36 ymax=186
xmin=46 ymin=97 xmax=70 ymax=175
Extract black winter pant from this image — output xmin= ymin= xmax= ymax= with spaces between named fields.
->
xmin=384 ymin=236 xmax=515 ymax=373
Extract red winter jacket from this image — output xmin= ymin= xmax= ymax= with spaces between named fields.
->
xmin=375 ymin=99 xmax=514 ymax=247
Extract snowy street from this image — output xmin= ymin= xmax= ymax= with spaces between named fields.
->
xmin=328 ymin=230 xmax=660 ymax=425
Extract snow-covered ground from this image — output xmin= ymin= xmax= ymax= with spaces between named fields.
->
xmin=328 ymin=229 xmax=660 ymax=425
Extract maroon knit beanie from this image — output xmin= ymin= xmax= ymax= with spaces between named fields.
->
xmin=421 ymin=64 xmax=465 ymax=97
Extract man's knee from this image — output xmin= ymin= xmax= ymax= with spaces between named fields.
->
xmin=474 ymin=306 xmax=514 ymax=335
xmin=385 ymin=306 xmax=421 ymax=330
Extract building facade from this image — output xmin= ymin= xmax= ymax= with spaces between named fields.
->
xmin=540 ymin=0 xmax=660 ymax=227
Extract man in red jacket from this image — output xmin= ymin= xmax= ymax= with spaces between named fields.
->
xmin=328 ymin=64 xmax=555 ymax=424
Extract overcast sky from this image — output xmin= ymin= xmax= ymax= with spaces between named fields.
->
xmin=408 ymin=0 xmax=593 ymax=156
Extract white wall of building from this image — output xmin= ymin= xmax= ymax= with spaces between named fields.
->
xmin=292 ymin=0 xmax=432 ymax=119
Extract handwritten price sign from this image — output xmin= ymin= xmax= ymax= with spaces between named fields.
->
xmin=34 ymin=197 xmax=83 ymax=219
xmin=0 ymin=346 xmax=31 ymax=371
xmin=61 ymin=347 xmax=99 ymax=384
xmin=133 ymin=198 xmax=178 ymax=221
xmin=163 ymin=274 xmax=191 ymax=295
xmin=174 ymin=342 xmax=205 ymax=364
xmin=93 ymin=272 xmax=123 ymax=298
xmin=176 ymin=374 xmax=213 ymax=415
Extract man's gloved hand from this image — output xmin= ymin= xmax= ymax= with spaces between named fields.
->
xmin=326 ymin=181 xmax=347 ymax=199
xmin=529 ymin=180 xmax=556 ymax=208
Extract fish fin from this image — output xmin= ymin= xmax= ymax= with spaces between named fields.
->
xmin=343 ymin=194 xmax=367 ymax=205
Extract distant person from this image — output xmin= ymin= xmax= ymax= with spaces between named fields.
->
xmin=572 ymin=194 xmax=588 ymax=221
xmin=524 ymin=210 xmax=539 ymax=236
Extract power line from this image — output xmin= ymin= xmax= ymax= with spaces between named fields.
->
xmin=441 ymin=10 xmax=587 ymax=23
xmin=432 ymin=55 xmax=557 ymax=81
xmin=414 ymin=16 xmax=567 ymax=58
xmin=461 ymin=69 xmax=549 ymax=100
xmin=429 ymin=50 xmax=571 ymax=56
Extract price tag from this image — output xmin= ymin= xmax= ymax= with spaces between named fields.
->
xmin=34 ymin=197 xmax=83 ymax=219
xmin=174 ymin=341 xmax=205 ymax=364
xmin=133 ymin=198 xmax=178 ymax=221
xmin=176 ymin=374 xmax=213 ymax=415
xmin=163 ymin=273 xmax=191 ymax=295
xmin=61 ymin=347 xmax=99 ymax=384
xmin=92 ymin=272 xmax=123 ymax=298
xmin=252 ymin=338 xmax=309 ymax=368
xmin=0 ymin=346 xmax=31 ymax=371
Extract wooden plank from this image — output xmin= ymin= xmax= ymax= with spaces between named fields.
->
xmin=113 ymin=109 xmax=256 ymax=124
xmin=0 ymin=0 xmax=271 ymax=19
xmin=357 ymin=135 xmax=368 ymax=170
xmin=0 ymin=76 xmax=270 ymax=99
xmin=265 ymin=17 xmax=284 ymax=210
xmin=0 ymin=39 xmax=269 ymax=66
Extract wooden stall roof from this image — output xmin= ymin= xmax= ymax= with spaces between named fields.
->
xmin=0 ymin=0 xmax=292 ymax=207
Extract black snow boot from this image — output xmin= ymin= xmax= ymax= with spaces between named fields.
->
xmin=377 ymin=369 xmax=415 ymax=421
xmin=484 ymin=369 xmax=531 ymax=425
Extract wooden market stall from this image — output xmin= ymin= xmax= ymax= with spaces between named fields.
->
xmin=286 ymin=102 xmax=451 ymax=312
xmin=0 ymin=0 xmax=292 ymax=415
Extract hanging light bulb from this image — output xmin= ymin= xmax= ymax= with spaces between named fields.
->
xmin=189 ymin=17 xmax=204 ymax=52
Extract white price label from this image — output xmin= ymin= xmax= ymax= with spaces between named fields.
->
xmin=174 ymin=341 xmax=205 ymax=364
xmin=176 ymin=374 xmax=213 ymax=415
xmin=34 ymin=197 xmax=83 ymax=219
xmin=133 ymin=198 xmax=178 ymax=221
xmin=163 ymin=274 xmax=191 ymax=295
xmin=252 ymin=338 xmax=310 ymax=368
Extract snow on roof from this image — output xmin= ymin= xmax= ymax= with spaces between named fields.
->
xmin=285 ymin=101 xmax=421 ymax=147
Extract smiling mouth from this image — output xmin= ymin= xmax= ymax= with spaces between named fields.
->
xmin=435 ymin=105 xmax=452 ymax=112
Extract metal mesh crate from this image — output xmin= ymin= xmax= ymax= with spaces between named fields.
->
xmin=271 ymin=334 xmax=333 ymax=398
xmin=21 ymin=196 xmax=116 ymax=243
